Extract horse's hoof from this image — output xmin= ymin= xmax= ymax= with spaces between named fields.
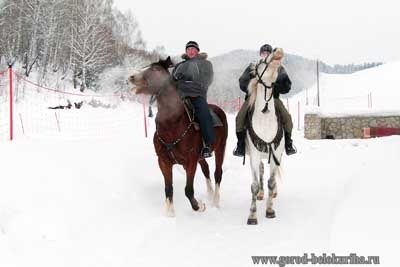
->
xmin=166 ymin=210 xmax=175 ymax=217
xmin=197 ymin=201 xmax=206 ymax=212
xmin=247 ymin=218 xmax=258 ymax=225
xmin=256 ymin=193 xmax=264 ymax=201
xmin=206 ymin=181 xmax=214 ymax=200
xmin=166 ymin=200 xmax=175 ymax=217
xmin=212 ymin=197 xmax=220 ymax=208
xmin=213 ymin=195 xmax=220 ymax=208
xmin=266 ymin=210 xmax=276 ymax=218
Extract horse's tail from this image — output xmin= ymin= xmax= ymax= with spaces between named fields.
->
xmin=209 ymin=104 xmax=228 ymax=157
xmin=211 ymin=104 xmax=228 ymax=135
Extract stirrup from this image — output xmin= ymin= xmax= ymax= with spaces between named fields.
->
xmin=201 ymin=146 xmax=213 ymax=158
xmin=233 ymin=146 xmax=245 ymax=157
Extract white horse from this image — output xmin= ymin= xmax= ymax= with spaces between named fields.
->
xmin=245 ymin=48 xmax=285 ymax=225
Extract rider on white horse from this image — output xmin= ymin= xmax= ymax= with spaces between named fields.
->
xmin=233 ymin=44 xmax=296 ymax=157
xmin=244 ymin=47 xmax=289 ymax=224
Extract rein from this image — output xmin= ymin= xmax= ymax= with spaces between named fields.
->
xmin=137 ymin=64 xmax=196 ymax=164
xmin=255 ymin=59 xmax=274 ymax=113
xmin=246 ymin=57 xmax=283 ymax=166
xmin=155 ymin=99 xmax=195 ymax=165
xmin=148 ymin=81 xmax=168 ymax=117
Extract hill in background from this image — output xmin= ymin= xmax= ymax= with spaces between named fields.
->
xmin=208 ymin=49 xmax=383 ymax=104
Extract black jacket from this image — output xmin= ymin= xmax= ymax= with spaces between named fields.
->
xmin=239 ymin=63 xmax=291 ymax=99
xmin=172 ymin=53 xmax=213 ymax=99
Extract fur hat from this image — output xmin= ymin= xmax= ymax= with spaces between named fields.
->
xmin=181 ymin=52 xmax=208 ymax=60
xmin=185 ymin=41 xmax=200 ymax=51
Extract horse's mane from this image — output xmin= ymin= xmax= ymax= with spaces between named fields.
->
xmin=248 ymin=78 xmax=259 ymax=109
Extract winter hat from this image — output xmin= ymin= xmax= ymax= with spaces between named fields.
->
xmin=259 ymin=44 xmax=273 ymax=54
xmin=185 ymin=41 xmax=200 ymax=51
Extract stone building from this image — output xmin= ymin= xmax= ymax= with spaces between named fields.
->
xmin=304 ymin=110 xmax=400 ymax=139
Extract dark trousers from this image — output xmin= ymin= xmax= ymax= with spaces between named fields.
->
xmin=190 ymin=97 xmax=216 ymax=145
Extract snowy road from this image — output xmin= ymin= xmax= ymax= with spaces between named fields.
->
xmin=1 ymin=111 xmax=399 ymax=267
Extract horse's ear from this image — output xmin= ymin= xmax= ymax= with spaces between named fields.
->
xmin=159 ymin=56 xmax=174 ymax=70
xmin=165 ymin=56 xmax=173 ymax=68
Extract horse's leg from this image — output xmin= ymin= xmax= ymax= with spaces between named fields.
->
xmin=213 ymin=142 xmax=225 ymax=208
xmin=248 ymin=154 xmax=260 ymax=225
xmin=256 ymin=162 xmax=265 ymax=200
xmin=198 ymin=159 xmax=214 ymax=200
xmin=158 ymin=158 xmax=175 ymax=217
xmin=185 ymin=160 xmax=206 ymax=212
xmin=266 ymin=162 xmax=278 ymax=219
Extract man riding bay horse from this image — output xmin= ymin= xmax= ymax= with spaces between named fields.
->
xmin=172 ymin=41 xmax=215 ymax=158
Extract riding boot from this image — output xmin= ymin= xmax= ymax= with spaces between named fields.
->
xmin=233 ymin=130 xmax=246 ymax=157
xmin=284 ymin=131 xmax=297 ymax=155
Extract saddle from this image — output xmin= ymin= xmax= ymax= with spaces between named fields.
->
xmin=183 ymin=98 xmax=223 ymax=131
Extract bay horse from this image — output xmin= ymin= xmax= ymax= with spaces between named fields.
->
xmin=245 ymin=48 xmax=285 ymax=225
xmin=128 ymin=57 xmax=228 ymax=217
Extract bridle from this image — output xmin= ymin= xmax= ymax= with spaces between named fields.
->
xmin=255 ymin=57 xmax=274 ymax=113
xmin=247 ymin=56 xmax=282 ymax=166
xmin=138 ymin=65 xmax=195 ymax=164
xmin=133 ymin=64 xmax=168 ymax=108
xmin=155 ymin=110 xmax=194 ymax=165
xmin=154 ymin=94 xmax=195 ymax=165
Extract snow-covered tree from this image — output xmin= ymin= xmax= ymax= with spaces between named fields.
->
xmin=0 ymin=0 xmax=148 ymax=90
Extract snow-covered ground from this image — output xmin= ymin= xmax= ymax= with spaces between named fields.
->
xmin=0 ymin=64 xmax=399 ymax=267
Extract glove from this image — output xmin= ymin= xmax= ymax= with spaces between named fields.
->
xmin=248 ymin=63 xmax=256 ymax=78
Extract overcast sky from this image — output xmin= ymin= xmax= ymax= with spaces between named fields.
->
xmin=114 ymin=0 xmax=400 ymax=65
